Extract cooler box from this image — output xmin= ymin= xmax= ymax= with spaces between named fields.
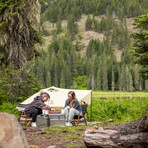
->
xmin=49 ymin=113 xmax=65 ymax=126
xmin=36 ymin=114 xmax=65 ymax=127
xmin=36 ymin=115 xmax=50 ymax=127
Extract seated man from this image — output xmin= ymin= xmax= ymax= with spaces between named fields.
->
xmin=64 ymin=91 xmax=82 ymax=126
xmin=25 ymin=92 xmax=51 ymax=127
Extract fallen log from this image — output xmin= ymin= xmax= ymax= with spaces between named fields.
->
xmin=84 ymin=114 xmax=148 ymax=148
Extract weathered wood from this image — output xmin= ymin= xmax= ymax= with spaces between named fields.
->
xmin=84 ymin=115 xmax=148 ymax=148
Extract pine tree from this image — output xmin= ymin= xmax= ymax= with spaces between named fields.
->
xmin=120 ymin=65 xmax=126 ymax=91
xmin=60 ymin=70 xmax=66 ymax=88
xmin=46 ymin=70 xmax=51 ymax=87
xmin=97 ymin=68 xmax=101 ymax=90
xmin=91 ymin=75 xmax=95 ymax=90
xmin=85 ymin=15 xmax=92 ymax=31
xmin=145 ymin=80 xmax=148 ymax=91
xmin=87 ymin=74 xmax=91 ymax=90
xmin=112 ymin=66 xmax=115 ymax=91
xmin=54 ymin=62 xmax=58 ymax=87
xmin=100 ymin=59 xmax=108 ymax=90
xmin=56 ymin=19 xmax=62 ymax=34
xmin=131 ymin=14 xmax=148 ymax=79
xmin=128 ymin=72 xmax=133 ymax=92
xmin=133 ymin=64 xmax=140 ymax=90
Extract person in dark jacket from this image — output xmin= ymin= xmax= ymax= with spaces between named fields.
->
xmin=64 ymin=91 xmax=82 ymax=126
xmin=25 ymin=92 xmax=51 ymax=127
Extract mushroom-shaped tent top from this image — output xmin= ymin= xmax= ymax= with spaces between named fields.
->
xmin=21 ymin=86 xmax=92 ymax=108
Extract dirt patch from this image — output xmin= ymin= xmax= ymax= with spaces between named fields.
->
xmin=78 ymin=31 xmax=104 ymax=56
xmin=22 ymin=124 xmax=87 ymax=148
xmin=126 ymin=18 xmax=140 ymax=33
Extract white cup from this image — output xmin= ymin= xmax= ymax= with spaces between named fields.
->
xmin=61 ymin=109 xmax=65 ymax=114
xmin=42 ymin=109 xmax=48 ymax=115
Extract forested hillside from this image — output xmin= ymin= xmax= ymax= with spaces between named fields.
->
xmin=33 ymin=0 xmax=148 ymax=91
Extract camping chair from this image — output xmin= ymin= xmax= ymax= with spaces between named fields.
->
xmin=17 ymin=104 xmax=32 ymax=127
xmin=73 ymin=105 xmax=87 ymax=125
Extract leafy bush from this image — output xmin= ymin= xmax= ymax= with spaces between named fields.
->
xmin=0 ymin=65 xmax=42 ymax=105
xmin=74 ymin=76 xmax=88 ymax=89
xmin=0 ymin=102 xmax=18 ymax=118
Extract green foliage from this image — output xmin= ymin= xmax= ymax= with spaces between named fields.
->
xmin=87 ymin=98 xmax=148 ymax=123
xmin=85 ymin=15 xmax=92 ymax=31
xmin=41 ymin=0 xmax=148 ymax=23
xmin=73 ymin=76 xmax=88 ymax=89
xmin=56 ymin=19 xmax=62 ymax=34
xmin=131 ymin=14 xmax=148 ymax=79
xmin=0 ymin=0 xmax=43 ymax=68
xmin=0 ymin=64 xmax=42 ymax=105
xmin=0 ymin=102 xmax=19 ymax=118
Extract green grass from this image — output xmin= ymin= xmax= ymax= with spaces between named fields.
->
xmin=92 ymin=91 xmax=148 ymax=99
xmin=87 ymin=97 xmax=148 ymax=124
xmin=65 ymin=143 xmax=84 ymax=147
xmin=45 ymin=125 xmax=86 ymax=138
xmin=44 ymin=125 xmax=86 ymax=145
xmin=63 ymin=135 xmax=80 ymax=140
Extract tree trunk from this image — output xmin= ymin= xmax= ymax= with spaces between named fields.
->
xmin=84 ymin=115 xmax=148 ymax=148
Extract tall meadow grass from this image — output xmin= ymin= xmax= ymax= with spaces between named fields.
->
xmin=87 ymin=98 xmax=148 ymax=124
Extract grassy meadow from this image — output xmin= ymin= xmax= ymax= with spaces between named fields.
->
xmin=87 ymin=91 xmax=148 ymax=124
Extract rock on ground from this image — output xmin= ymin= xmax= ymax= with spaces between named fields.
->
xmin=0 ymin=113 xmax=29 ymax=148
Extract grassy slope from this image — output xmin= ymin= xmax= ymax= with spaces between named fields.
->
xmin=41 ymin=15 xmax=138 ymax=61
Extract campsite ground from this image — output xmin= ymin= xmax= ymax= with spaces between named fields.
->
xmin=22 ymin=124 xmax=89 ymax=148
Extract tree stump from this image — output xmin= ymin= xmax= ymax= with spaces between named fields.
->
xmin=84 ymin=115 xmax=148 ymax=148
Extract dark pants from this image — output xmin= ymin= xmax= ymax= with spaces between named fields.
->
xmin=26 ymin=108 xmax=42 ymax=122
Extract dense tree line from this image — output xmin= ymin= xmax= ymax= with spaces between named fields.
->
xmin=41 ymin=0 xmax=148 ymax=24
xmin=33 ymin=35 xmax=145 ymax=91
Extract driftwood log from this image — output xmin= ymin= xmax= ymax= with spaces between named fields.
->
xmin=84 ymin=114 xmax=148 ymax=148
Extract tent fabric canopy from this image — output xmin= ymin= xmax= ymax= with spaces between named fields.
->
xmin=21 ymin=86 xmax=92 ymax=108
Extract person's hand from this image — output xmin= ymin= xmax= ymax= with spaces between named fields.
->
xmin=42 ymin=106 xmax=48 ymax=109
xmin=67 ymin=106 xmax=70 ymax=110
xmin=42 ymin=106 xmax=51 ymax=110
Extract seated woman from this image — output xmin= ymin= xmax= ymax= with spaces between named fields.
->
xmin=25 ymin=92 xmax=51 ymax=127
xmin=64 ymin=91 xmax=82 ymax=126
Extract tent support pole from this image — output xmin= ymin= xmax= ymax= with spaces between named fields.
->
xmin=90 ymin=91 xmax=92 ymax=121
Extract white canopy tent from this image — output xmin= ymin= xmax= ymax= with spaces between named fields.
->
xmin=21 ymin=86 xmax=92 ymax=108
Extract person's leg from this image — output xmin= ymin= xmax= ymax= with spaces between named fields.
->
xmin=38 ymin=108 xmax=42 ymax=115
xmin=68 ymin=108 xmax=79 ymax=122
xmin=26 ymin=109 xmax=38 ymax=122
xmin=64 ymin=107 xmax=69 ymax=122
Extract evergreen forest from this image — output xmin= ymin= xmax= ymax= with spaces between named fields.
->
xmin=0 ymin=0 xmax=148 ymax=105
xmin=34 ymin=0 xmax=148 ymax=91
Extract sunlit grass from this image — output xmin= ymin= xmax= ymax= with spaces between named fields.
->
xmin=65 ymin=143 xmax=84 ymax=147
xmin=92 ymin=91 xmax=148 ymax=99
xmin=63 ymin=134 xmax=80 ymax=140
